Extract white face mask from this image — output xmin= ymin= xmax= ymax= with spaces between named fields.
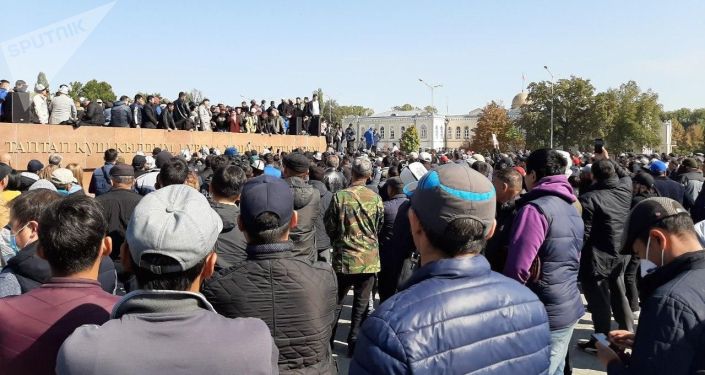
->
xmin=640 ymin=236 xmax=665 ymax=278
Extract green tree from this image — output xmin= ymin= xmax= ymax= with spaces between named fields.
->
xmin=81 ymin=80 xmax=117 ymax=102
xmin=400 ymin=126 xmax=420 ymax=153
xmin=472 ymin=101 xmax=512 ymax=152
xmin=604 ymin=81 xmax=662 ymax=152
xmin=393 ymin=104 xmax=417 ymax=111
xmin=423 ymin=105 xmax=438 ymax=114
xmin=67 ymin=81 xmax=84 ymax=102
xmin=36 ymin=71 xmax=49 ymax=91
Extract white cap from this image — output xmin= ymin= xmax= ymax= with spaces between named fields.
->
xmin=419 ymin=152 xmax=432 ymax=163
xmin=400 ymin=162 xmax=428 ymax=185
xmin=555 ymin=150 xmax=573 ymax=177
xmin=472 ymin=154 xmax=485 ymax=162
xmin=58 ymin=85 xmax=69 ymax=95
xmin=410 ymin=151 xmax=419 ymax=160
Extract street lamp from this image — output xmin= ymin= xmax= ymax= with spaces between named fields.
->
xmin=543 ymin=66 xmax=555 ymax=149
xmin=418 ymin=78 xmax=442 ymax=113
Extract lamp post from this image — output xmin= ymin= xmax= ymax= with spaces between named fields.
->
xmin=543 ymin=66 xmax=554 ymax=149
xmin=418 ymin=78 xmax=442 ymax=114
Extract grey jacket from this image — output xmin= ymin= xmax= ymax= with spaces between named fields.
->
xmin=56 ymin=290 xmax=279 ymax=375
xmin=48 ymin=94 xmax=77 ymax=124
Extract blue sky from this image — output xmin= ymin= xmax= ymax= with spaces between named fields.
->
xmin=2 ymin=0 xmax=703 ymax=114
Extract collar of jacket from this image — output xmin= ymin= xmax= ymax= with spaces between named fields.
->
xmin=591 ymin=175 xmax=620 ymax=190
xmin=4 ymin=241 xmax=50 ymax=282
xmin=245 ymin=241 xmax=294 ymax=259
xmin=111 ymin=290 xmax=216 ymax=319
xmin=399 ymin=255 xmax=492 ymax=291
xmin=42 ymin=277 xmax=103 ymax=289
xmin=639 ymin=250 xmax=705 ymax=301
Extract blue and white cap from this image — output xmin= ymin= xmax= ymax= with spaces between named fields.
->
xmin=405 ymin=163 xmax=496 ymax=236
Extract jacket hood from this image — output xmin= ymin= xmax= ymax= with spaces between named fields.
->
xmin=522 ymin=175 xmax=576 ymax=204
xmin=209 ymin=201 xmax=239 ymax=231
xmin=308 ymin=179 xmax=328 ymax=197
xmin=287 ymin=177 xmax=314 ymax=209
xmin=6 ymin=242 xmax=51 ymax=284
xmin=113 ymin=100 xmax=126 ymax=107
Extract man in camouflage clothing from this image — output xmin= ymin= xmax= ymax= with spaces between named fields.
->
xmin=325 ymin=156 xmax=384 ymax=357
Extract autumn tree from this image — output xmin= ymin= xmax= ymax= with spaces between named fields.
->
xmin=471 ymin=101 xmax=512 ymax=153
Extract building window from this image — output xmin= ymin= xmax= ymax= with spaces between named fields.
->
xmin=464 ymin=126 xmax=470 ymax=139
xmin=380 ymin=126 xmax=385 ymax=139
xmin=447 ymin=126 xmax=452 ymax=138
xmin=455 ymin=127 xmax=461 ymax=139
xmin=421 ymin=125 xmax=427 ymax=139
xmin=390 ymin=129 xmax=395 ymax=139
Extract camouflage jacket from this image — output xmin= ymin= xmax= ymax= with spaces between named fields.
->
xmin=325 ymin=185 xmax=383 ymax=274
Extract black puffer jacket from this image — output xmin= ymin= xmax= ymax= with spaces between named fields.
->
xmin=203 ymin=242 xmax=338 ymax=375
xmin=579 ymin=162 xmax=632 ymax=278
xmin=308 ymin=180 xmax=332 ymax=253
xmin=287 ymin=177 xmax=320 ymax=263
xmin=209 ymin=201 xmax=247 ymax=270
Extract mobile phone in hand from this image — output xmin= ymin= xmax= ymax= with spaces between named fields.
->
xmin=594 ymin=138 xmax=604 ymax=154
xmin=592 ymin=333 xmax=610 ymax=347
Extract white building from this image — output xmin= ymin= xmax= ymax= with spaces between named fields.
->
xmin=343 ymin=109 xmax=481 ymax=151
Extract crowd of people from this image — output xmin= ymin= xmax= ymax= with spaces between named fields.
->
xmin=0 ymin=79 xmax=330 ymax=136
xmin=0 ymin=139 xmax=703 ymax=375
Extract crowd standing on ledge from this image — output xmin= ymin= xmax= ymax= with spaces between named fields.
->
xmin=0 ymin=134 xmax=704 ymax=374
xmin=0 ymin=79 xmax=330 ymax=136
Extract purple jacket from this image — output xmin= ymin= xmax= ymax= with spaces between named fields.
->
xmin=0 ymin=278 xmax=118 ymax=375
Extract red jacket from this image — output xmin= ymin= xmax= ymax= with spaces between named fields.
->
xmin=0 ymin=277 xmax=118 ymax=375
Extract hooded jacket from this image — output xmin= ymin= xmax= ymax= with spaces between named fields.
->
xmin=210 ymin=201 xmax=247 ymax=270
xmin=109 ymin=101 xmax=133 ymax=127
xmin=287 ymin=177 xmax=320 ymax=263
xmin=505 ymin=175 xmax=585 ymax=330
xmin=308 ymin=179 xmax=332 ymax=253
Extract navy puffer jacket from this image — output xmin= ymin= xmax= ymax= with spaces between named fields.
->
xmin=350 ymin=255 xmax=551 ymax=375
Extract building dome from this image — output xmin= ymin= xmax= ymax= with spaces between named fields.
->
xmin=511 ymin=92 xmax=529 ymax=110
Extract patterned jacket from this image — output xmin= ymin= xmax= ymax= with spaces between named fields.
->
xmin=325 ymin=185 xmax=383 ymax=274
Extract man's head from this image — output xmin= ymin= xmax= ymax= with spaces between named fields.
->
xmin=351 ymin=157 xmax=372 ymax=181
xmin=48 ymin=153 xmax=63 ymax=167
xmin=325 ymin=154 xmax=340 ymax=169
xmin=238 ymin=175 xmax=297 ymax=245
xmin=649 ymin=160 xmax=668 ymax=176
xmin=38 ymin=195 xmax=111 ymax=277
xmin=134 ymin=94 xmax=144 ymax=105
xmin=591 ymin=159 xmax=616 ymax=182
xmin=157 ymin=157 xmax=189 ymax=188
xmin=210 ymin=165 xmax=246 ymax=202
xmin=14 ymin=80 xmax=27 ymax=92
xmin=110 ymin=163 xmax=135 ymax=189
xmin=119 ymin=95 xmax=130 ymax=103
xmin=385 ymin=177 xmax=404 ymax=197
xmin=405 ymin=163 xmax=496 ymax=264
xmin=0 ymin=79 xmax=10 ymax=90
xmin=124 ymin=185 xmax=222 ymax=291
xmin=624 ymin=198 xmax=700 ymax=270
xmin=492 ymin=168 xmax=522 ymax=204
xmin=283 ymin=152 xmax=310 ymax=178
xmin=0 ymin=163 xmax=10 ymax=192
xmin=524 ymin=148 xmax=568 ymax=190
xmin=9 ymin=189 xmax=62 ymax=251
xmin=51 ymin=168 xmax=77 ymax=191
xmin=104 ymin=148 xmax=118 ymax=163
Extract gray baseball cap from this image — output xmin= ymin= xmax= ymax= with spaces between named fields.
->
xmin=126 ymin=184 xmax=223 ymax=274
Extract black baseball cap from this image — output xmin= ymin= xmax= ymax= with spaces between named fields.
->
xmin=404 ymin=163 xmax=496 ymax=236
xmin=283 ymin=152 xmax=310 ymax=174
xmin=0 ymin=163 xmax=11 ymax=180
xmin=27 ymin=159 xmax=44 ymax=173
xmin=109 ymin=163 xmax=135 ymax=177
xmin=240 ymin=175 xmax=294 ymax=228
xmin=622 ymin=197 xmax=689 ymax=254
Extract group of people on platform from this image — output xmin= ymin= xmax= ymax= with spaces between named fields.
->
xmin=0 ymin=79 xmax=328 ymax=136
xmin=0 ymin=138 xmax=704 ymax=375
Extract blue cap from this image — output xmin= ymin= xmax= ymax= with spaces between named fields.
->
xmin=263 ymin=165 xmax=282 ymax=178
xmin=224 ymin=146 xmax=238 ymax=157
xmin=649 ymin=160 xmax=667 ymax=174
xmin=240 ymin=175 xmax=293 ymax=228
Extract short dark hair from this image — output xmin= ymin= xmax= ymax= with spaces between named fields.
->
xmin=9 ymin=189 xmax=62 ymax=226
xmin=210 ymin=155 xmax=231 ymax=172
xmin=591 ymin=160 xmax=616 ymax=181
xmin=38 ymin=195 xmax=107 ymax=276
xmin=636 ymin=213 xmax=696 ymax=245
xmin=525 ymin=149 xmax=567 ymax=180
xmin=146 ymin=95 xmax=154 ymax=102
xmin=132 ymin=253 xmax=207 ymax=291
xmin=471 ymin=161 xmax=491 ymax=177
xmin=104 ymin=148 xmax=118 ymax=163
xmin=241 ymin=212 xmax=289 ymax=245
xmin=211 ymin=165 xmax=246 ymax=198
xmin=158 ymin=158 xmax=189 ymax=187
xmin=494 ymin=167 xmax=522 ymax=191
xmin=119 ymin=95 xmax=129 ymax=102
xmin=416 ymin=209 xmax=486 ymax=257
xmin=134 ymin=94 xmax=143 ymax=101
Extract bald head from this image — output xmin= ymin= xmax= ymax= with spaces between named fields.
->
xmin=0 ymin=153 xmax=11 ymax=167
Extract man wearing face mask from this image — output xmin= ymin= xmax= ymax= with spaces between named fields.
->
xmin=596 ymin=197 xmax=705 ymax=374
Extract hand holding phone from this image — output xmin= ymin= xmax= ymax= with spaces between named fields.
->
xmin=592 ymin=333 xmax=610 ymax=348
xmin=594 ymin=138 xmax=604 ymax=154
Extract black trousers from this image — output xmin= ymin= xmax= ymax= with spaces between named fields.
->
xmin=623 ymin=255 xmax=640 ymax=312
xmin=582 ymin=256 xmax=634 ymax=334
xmin=332 ymin=273 xmax=375 ymax=346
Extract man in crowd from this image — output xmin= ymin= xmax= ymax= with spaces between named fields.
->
xmin=676 ymin=157 xmax=703 ymax=211
xmin=31 ymin=84 xmax=49 ymax=124
xmin=156 ymin=157 xmax=189 ymax=189
xmin=323 ymin=154 xmax=346 ymax=193
xmin=208 ymin=164 xmax=247 ymax=269
xmin=109 ymin=96 xmax=133 ymax=127
xmin=203 ymin=175 xmax=337 ymax=374
xmin=96 ymin=163 xmax=142 ymax=293
xmin=80 ymin=97 xmax=105 ymax=126
xmin=130 ymin=94 xmax=144 ymax=127
xmin=351 ymin=163 xmax=551 ymax=374
xmin=0 ymin=79 xmax=9 ymax=117
xmin=597 ymin=198 xmax=705 ymax=374
xmin=283 ymin=152 xmax=321 ymax=262
xmin=578 ymin=154 xmax=634 ymax=353
xmin=377 ymin=177 xmax=408 ymax=303
xmin=159 ymin=102 xmax=176 ymax=131
xmin=484 ymin=167 xmax=523 ymax=272
xmin=0 ymin=195 xmax=119 ymax=375
xmin=48 ymin=85 xmax=77 ymax=125
xmin=172 ymin=91 xmax=191 ymax=130
xmin=650 ymin=160 xmax=684 ymax=204
xmin=141 ymin=95 xmax=159 ymax=129
xmin=56 ymin=185 xmax=279 ymax=374
xmin=345 ymin=123 xmax=356 ymax=153
xmin=89 ymin=149 xmax=119 ymax=196
xmin=325 ymin=156 xmax=383 ymax=356
xmin=503 ymin=149 xmax=584 ymax=374
xmin=135 ymin=150 xmax=171 ymax=195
